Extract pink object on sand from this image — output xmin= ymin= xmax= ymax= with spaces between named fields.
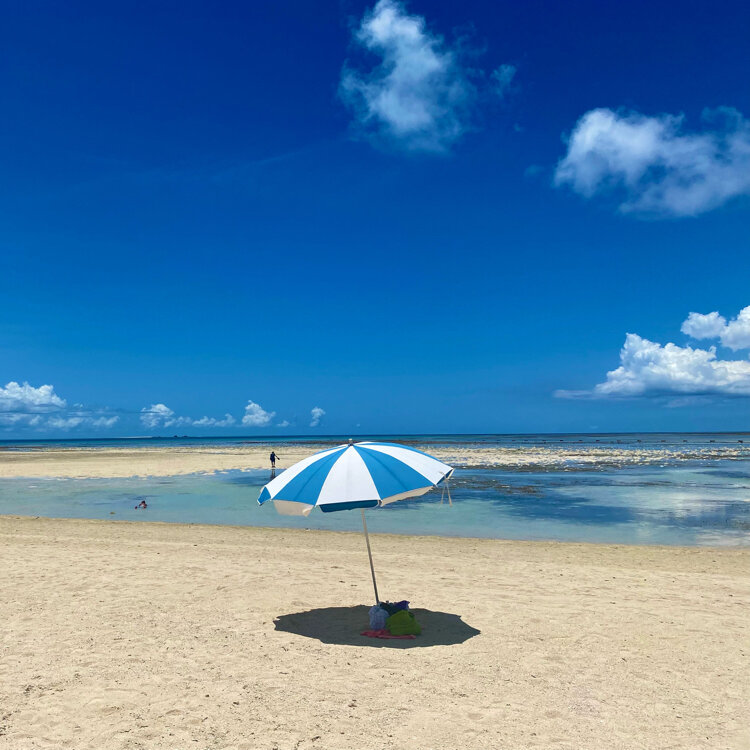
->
xmin=360 ymin=629 xmax=416 ymax=640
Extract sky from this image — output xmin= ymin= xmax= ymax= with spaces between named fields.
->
xmin=2 ymin=0 xmax=750 ymax=437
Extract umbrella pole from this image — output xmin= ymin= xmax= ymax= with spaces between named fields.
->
xmin=360 ymin=509 xmax=380 ymax=605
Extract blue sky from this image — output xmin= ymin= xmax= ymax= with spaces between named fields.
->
xmin=2 ymin=0 xmax=750 ymax=437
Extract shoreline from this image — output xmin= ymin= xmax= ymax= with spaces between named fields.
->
xmin=2 ymin=441 xmax=750 ymax=479
xmin=3 ymin=512 xmax=750 ymax=552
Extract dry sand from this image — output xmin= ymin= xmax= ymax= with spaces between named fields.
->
xmin=0 ymin=445 xmax=319 ymax=479
xmin=2 ymin=442 xmax=749 ymax=478
xmin=1 ymin=516 xmax=748 ymax=749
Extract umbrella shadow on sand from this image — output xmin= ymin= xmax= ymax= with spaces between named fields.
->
xmin=274 ymin=606 xmax=480 ymax=648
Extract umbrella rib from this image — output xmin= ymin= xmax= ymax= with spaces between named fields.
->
xmin=355 ymin=446 xmax=432 ymax=498
xmin=276 ymin=449 xmax=344 ymax=504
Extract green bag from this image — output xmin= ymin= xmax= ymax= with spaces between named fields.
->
xmin=386 ymin=609 xmax=421 ymax=636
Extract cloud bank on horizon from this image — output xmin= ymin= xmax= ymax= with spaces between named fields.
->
xmin=140 ymin=403 xmax=191 ymax=429
xmin=192 ymin=414 xmax=237 ymax=428
xmin=557 ymin=305 xmax=750 ymax=401
xmin=554 ymin=107 xmax=750 ymax=217
xmin=0 ymin=382 xmax=65 ymax=415
xmin=0 ymin=386 xmax=324 ymax=434
xmin=0 ymin=381 xmax=119 ymax=430
xmin=135 ymin=399 xmax=325 ymax=432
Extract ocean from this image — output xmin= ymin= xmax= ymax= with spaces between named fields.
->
xmin=1 ymin=433 xmax=749 ymax=547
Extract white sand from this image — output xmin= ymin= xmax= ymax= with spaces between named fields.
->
xmin=1 ymin=516 xmax=748 ymax=749
xmin=0 ymin=445 xmax=312 ymax=479
xmin=2 ymin=441 xmax=749 ymax=478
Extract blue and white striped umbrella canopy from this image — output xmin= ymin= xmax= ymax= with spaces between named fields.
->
xmin=258 ymin=441 xmax=453 ymax=517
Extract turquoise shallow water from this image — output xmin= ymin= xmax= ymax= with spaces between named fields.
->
xmin=2 ymin=458 xmax=749 ymax=546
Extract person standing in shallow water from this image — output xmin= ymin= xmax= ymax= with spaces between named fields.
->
xmin=270 ymin=451 xmax=279 ymax=469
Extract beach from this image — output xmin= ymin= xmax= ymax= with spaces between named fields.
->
xmin=1 ymin=439 xmax=749 ymax=479
xmin=1 ymin=515 xmax=748 ymax=750
xmin=0 ymin=445 xmax=319 ymax=480
xmin=5 ymin=0 xmax=748 ymax=747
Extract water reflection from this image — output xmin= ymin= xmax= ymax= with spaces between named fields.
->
xmin=1 ymin=461 xmax=749 ymax=547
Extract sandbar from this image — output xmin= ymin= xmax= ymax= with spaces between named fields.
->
xmin=1 ymin=441 xmax=749 ymax=478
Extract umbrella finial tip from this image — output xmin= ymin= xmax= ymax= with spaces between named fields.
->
xmin=348 ymin=438 xmax=353 ymax=445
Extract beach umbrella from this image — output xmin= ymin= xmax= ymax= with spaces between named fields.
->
xmin=257 ymin=441 xmax=453 ymax=604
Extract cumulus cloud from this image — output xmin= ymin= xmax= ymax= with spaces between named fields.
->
xmin=141 ymin=403 xmax=238 ymax=429
xmin=140 ymin=402 xmax=247 ymax=429
xmin=192 ymin=414 xmax=236 ymax=428
xmin=139 ymin=403 xmax=192 ymax=429
xmin=0 ymin=381 xmax=120 ymax=430
xmin=680 ymin=311 xmax=727 ymax=341
xmin=44 ymin=413 xmax=120 ymax=430
xmin=141 ymin=403 xmax=176 ymax=428
xmin=46 ymin=416 xmax=85 ymax=430
xmin=88 ymin=416 xmax=119 ymax=428
xmin=0 ymin=381 xmax=66 ymax=413
xmin=0 ymin=413 xmax=43 ymax=426
xmin=556 ymin=334 xmax=750 ymax=400
xmin=681 ymin=306 xmax=750 ymax=351
xmin=554 ymin=107 xmax=750 ymax=216
xmin=309 ymin=406 xmax=326 ymax=428
xmin=276 ymin=420 xmax=290 ymax=428
xmin=242 ymin=401 xmax=275 ymax=427
xmin=339 ymin=0 xmax=476 ymax=152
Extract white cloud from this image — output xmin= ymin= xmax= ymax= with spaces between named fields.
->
xmin=491 ymin=64 xmax=516 ymax=99
xmin=554 ymin=107 xmax=750 ymax=216
xmin=309 ymin=406 xmax=326 ymax=427
xmin=276 ymin=420 xmax=290 ymax=428
xmin=142 ymin=404 xmax=240 ymax=429
xmin=88 ymin=416 xmax=119 ymax=428
xmin=140 ymin=403 xmax=175 ymax=428
xmin=339 ymin=0 xmax=475 ymax=152
xmin=140 ymin=403 xmax=191 ymax=429
xmin=0 ymin=413 xmax=42 ymax=426
xmin=556 ymin=333 xmax=750 ymax=400
xmin=680 ymin=311 xmax=727 ymax=341
xmin=192 ymin=413 xmax=236 ymax=428
xmin=681 ymin=306 xmax=750 ymax=351
xmin=46 ymin=414 xmax=120 ymax=430
xmin=0 ymin=381 xmax=119 ymax=430
xmin=0 ymin=381 xmax=66 ymax=413
xmin=46 ymin=416 xmax=85 ymax=430
xmin=242 ymin=401 xmax=275 ymax=427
